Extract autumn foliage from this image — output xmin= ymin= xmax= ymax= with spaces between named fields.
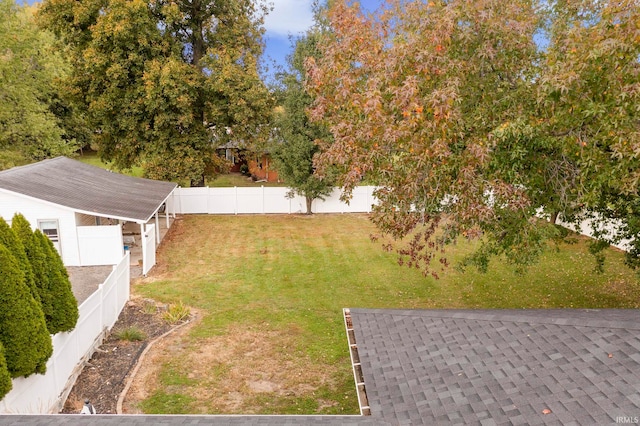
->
xmin=307 ymin=0 xmax=640 ymax=275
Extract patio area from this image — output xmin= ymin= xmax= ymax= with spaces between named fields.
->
xmin=123 ymin=215 xmax=175 ymax=269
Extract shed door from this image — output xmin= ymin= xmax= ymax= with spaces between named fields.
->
xmin=38 ymin=219 xmax=61 ymax=253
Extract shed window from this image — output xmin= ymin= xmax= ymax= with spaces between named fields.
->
xmin=38 ymin=219 xmax=61 ymax=253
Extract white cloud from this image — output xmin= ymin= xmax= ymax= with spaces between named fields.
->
xmin=263 ymin=0 xmax=314 ymax=38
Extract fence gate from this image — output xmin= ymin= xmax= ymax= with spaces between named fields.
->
xmin=142 ymin=224 xmax=156 ymax=275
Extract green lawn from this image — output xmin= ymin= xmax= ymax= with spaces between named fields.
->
xmin=133 ymin=214 xmax=640 ymax=414
xmin=76 ymin=151 xmax=144 ymax=177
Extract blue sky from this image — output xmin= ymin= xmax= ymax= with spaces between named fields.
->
xmin=261 ymin=0 xmax=316 ymax=77
xmin=261 ymin=0 xmax=383 ymax=80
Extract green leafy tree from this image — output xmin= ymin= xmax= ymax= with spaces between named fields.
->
xmin=35 ymin=230 xmax=79 ymax=333
xmin=272 ymin=31 xmax=335 ymax=214
xmin=0 ymin=342 xmax=12 ymax=401
xmin=0 ymin=0 xmax=77 ymax=170
xmin=537 ymin=0 xmax=640 ymax=270
xmin=39 ymin=0 xmax=273 ymax=186
xmin=0 ymin=244 xmax=52 ymax=378
xmin=12 ymin=214 xmax=78 ymax=334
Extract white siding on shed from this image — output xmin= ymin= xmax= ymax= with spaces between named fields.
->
xmin=0 ymin=189 xmax=81 ymax=266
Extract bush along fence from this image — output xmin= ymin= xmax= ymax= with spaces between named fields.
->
xmin=0 ymin=252 xmax=130 ymax=414
xmin=169 ymin=186 xmax=377 ymax=215
xmin=0 ymin=213 xmax=81 ymax=406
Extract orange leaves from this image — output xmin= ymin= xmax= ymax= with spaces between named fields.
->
xmin=400 ymin=105 xmax=425 ymax=121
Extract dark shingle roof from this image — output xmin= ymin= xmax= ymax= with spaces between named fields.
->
xmin=0 ymin=157 xmax=176 ymax=223
xmin=349 ymin=308 xmax=640 ymax=425
xmin=2 ymin=308 xmax=639 ymax=425
xmin=0 ymin=415 xmax=384 ymax=425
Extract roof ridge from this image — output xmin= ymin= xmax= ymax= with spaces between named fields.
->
xmin=348 ymin=308 xmax=640 ymax=330
xmin=0 ymin=156 xmax=65 ymax=176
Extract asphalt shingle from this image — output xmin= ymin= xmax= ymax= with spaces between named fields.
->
xmin=349 ymin=308 xmax=640 ymax=425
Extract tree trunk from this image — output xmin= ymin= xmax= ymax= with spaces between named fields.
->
xmin=305 ymin=196 xmax=313 ymax=215
xmin=550 ymin=210 xmax=559 ymax=225
xmin=190 ymin=175 xmax=205 ymax=187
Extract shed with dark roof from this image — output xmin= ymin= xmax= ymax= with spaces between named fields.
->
xmin=0 ymin=157 xmax=176 ymax=270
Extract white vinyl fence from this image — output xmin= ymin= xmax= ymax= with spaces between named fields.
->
xmin=77 ymin=224 xmax=124 ymax=266
xmin=171 ymin=186 xmax=377 ymax=215
xmin=557 ymin=215 xmax=633 ymax=252
xmin=0 ymin=252 xmax=131 ymax=414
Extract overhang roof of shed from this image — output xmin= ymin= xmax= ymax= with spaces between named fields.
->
xmin=0 ymin=157 xmax=177 ymax=223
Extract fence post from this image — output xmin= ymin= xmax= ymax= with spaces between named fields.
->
xmin=235 ymin=186 xmax=238 ymax=215
xmin=207 ymin=187 xmax=211 ymax=214
xmin=176 ymin=187 xmax=182 ymax=215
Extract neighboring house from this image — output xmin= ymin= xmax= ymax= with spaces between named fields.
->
xmin=219 ymin=140 xmax=245 ymax=173
xmin=219 ymin=142 xmax=280 ymax=183
xmin=0 ymin=157 xmax=177 ymax=274
xmin=248 ymin=153 xmax=279 ymax=183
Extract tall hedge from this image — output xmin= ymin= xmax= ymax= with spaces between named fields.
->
xmin=0 ymin=342 xmax=12 ymax=401
xmin=35 ymin=230 xmax=79 ymax=333
xmin=0 ymin=218 xmax=39 ymax=305
xmin=0 ymin=244 xmax=52 ymax=377
xmin=11 ymin=214 xmax=54 ymax=330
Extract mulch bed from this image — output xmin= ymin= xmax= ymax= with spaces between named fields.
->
xmin=61 ymin=298 xmax=173 ymax=414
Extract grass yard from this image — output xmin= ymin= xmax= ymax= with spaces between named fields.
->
xmin=132 ymin=214 xmax=640 ymax=415
xmin=76 ymin=151 xmax=145 ymax=177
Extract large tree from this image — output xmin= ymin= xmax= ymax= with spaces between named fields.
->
xmin=0 ymin=0 xmax=77 ymax=170
xmin=272 ymin=31 xmax=335 ymax=214
xmin=307 ymin=0 xmax=640 ymax=275
xmin=308 ymin=0 xmax=549 ymax=275
xmin=39 ymin=0 xmax=273 ymax=186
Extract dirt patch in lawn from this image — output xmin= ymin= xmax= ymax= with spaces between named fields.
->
xmin=122 ymin=322 xmax=341 ymax=414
